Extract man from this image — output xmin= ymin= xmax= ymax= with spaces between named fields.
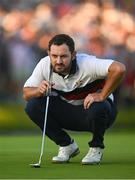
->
xmin=23 ymin=34 xmax=126 ymax=164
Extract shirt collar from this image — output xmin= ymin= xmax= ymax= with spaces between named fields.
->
xmin=69 ymin=58 xmax=78 ymax=75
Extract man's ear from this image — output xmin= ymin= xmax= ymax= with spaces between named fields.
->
xmin=72 ymin=51 xmax=76 ymax=60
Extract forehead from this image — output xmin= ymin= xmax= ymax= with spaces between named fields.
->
xmin=50 ymin=44 xmax=70 ymax=54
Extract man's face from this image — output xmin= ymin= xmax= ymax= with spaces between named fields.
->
xmin=48 ymin=44 xmax=75 ymax=75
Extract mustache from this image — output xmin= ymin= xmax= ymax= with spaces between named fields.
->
xmin=55 ymin=63 xmax=65 ymax=67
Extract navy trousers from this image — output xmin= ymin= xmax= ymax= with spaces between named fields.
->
xmin=25 ymin=96 xmax=117 ymax=148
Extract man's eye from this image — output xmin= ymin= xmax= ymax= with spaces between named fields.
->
xmin=61 ymin=55 xmax=67 ymax=58
xmin=52 ymin=55 xmax=57 ymax=58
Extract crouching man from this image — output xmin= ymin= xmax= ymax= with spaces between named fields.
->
xmin=23 ymin=34 xmax=126 ymax=164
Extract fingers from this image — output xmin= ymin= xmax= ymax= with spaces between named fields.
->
xmin=84 ymin=93 xmax=103 ymax=109
xmin=38 ymin=81 xmax=53 ymax=95
xmin=84 ymin=95 xmax=94 ymax=109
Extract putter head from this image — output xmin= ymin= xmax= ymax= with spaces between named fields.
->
xmin=30 ymin=163 xmax=40 ymax=168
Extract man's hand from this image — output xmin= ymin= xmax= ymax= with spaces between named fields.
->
xmin=37 ymin=80 xmax=51 ymax=95
xmin=23 ymin=81 xmax=54 ymax=101
xmin=84 ymin=93 xmax=103 ymax=109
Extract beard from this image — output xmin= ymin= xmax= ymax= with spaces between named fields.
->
xmin=53 ymin=63 xmax=72 ymax=75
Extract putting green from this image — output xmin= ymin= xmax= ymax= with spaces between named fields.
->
xmin=0 ymin=132 xmax=135 ymax=179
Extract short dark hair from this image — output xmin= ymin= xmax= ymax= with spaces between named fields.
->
xmin=48 ymin=34 xmax=75 ymax=53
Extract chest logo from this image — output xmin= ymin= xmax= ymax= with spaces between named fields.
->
xmin=75 ymin=80 xmax=83 ymax=87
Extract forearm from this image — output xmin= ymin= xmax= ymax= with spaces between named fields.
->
xmin=100 ymin=62 xmax=126 ymax=100
xmin=23 ymin=87 xmax=43 ymax=101
xmin=84 ymin=61 xmax=126 ymax=109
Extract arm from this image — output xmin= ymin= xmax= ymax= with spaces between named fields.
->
xmin=23 ymin=57 xmax=52 ymax=101
xmin=23 ymin=80 xmax=50 ymax=101
xmin=84 ymin=61 xmax=126 ymax=109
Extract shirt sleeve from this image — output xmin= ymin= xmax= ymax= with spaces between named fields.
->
xmin=90 ymin=57 xmax=114 ymax=78
xmin=24 ymin=57 xmax=49 ymax=87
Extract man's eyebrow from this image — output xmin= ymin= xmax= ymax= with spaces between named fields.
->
xmin=51 ymin=53 xmax=68 ymax=56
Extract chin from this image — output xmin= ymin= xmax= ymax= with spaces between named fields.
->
xmin=54 ymin=69 xmax=63 ymax=74
xmin=54 ymin=67 xmax=64 ymax=73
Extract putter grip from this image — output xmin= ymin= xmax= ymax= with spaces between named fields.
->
xmin=46 ymin=87 xmax=51 ymax=96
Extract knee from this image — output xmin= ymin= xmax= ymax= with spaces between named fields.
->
xmin=25 ymin=99 xmax=36 ymax=116
xmin=25 ymin=98 xmax=44 ymax=116
xmin=87 ymin=102 xmax=106 ymax=120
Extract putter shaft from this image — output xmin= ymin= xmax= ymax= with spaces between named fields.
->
xmin=30 ymin=96 xmax=50 ymax=168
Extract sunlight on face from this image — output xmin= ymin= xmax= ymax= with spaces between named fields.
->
xmin=48 ymin=44 xmax=75 ymax=75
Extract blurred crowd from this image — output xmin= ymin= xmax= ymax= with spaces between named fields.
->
xmin=0 ymin=0 xmax=135 ymax=106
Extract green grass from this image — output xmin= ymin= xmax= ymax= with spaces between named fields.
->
xmin=0 ymin=103 xmax=135 ymax=178
xmin=0 ymin=132 xmax=135 ymax=179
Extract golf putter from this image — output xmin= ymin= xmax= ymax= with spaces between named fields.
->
xmin=30 ymin=94 xmax=50 ymax=168
xmin=30 ymin=64 xmax=52 ymax=168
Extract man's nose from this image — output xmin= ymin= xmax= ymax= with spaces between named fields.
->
xmin=56 ymin=56 xmax=62 ymax=64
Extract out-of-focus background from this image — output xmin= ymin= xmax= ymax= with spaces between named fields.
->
xmin=0 ymin=1 xmax=135 ymax=179
xmin=0 ymin=0 xmax=135 ymax=133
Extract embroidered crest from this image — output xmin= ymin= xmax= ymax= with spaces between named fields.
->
xmin=75 ymin=80 xmax=83 ymax=87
